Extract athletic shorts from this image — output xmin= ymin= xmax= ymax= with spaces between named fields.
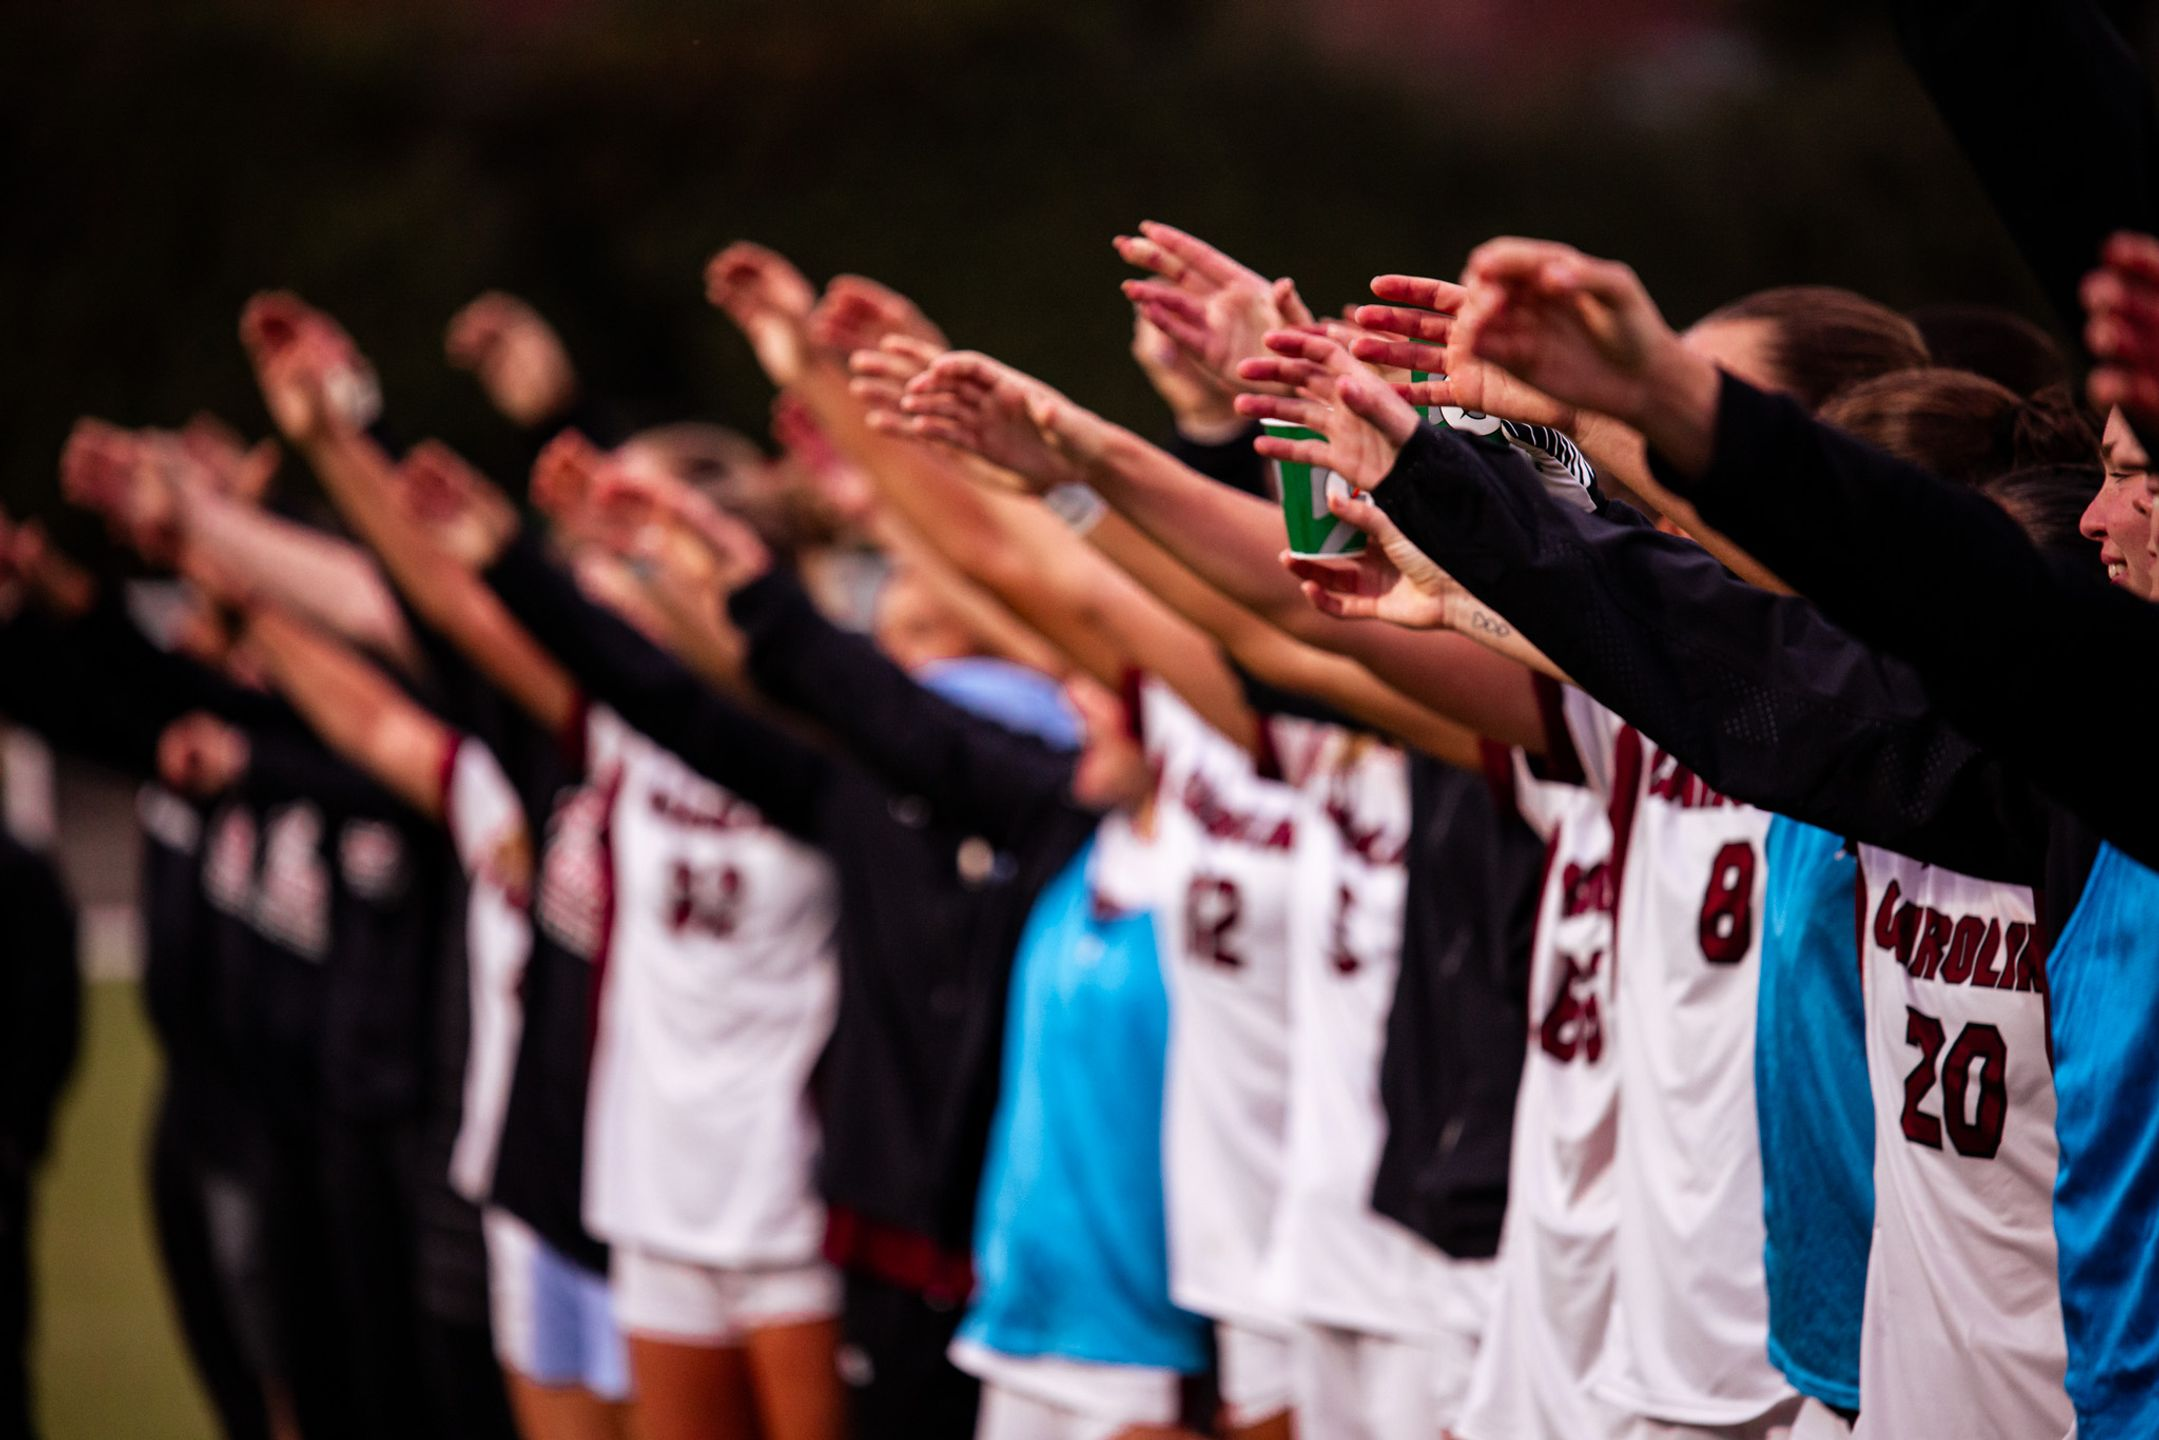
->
xmin=1614 ymin=1395 xmax=1805 ymax=1440
xmin=1421 ymin=1251 xmax=1498 ymax=1430
xmin=482 ymin=1208 xmax=630 ymax=1401
xmin=1289 ymin=1323 xmax=1431 ymax=1440
xmin=610 ymin=1245 xmax=841 ymax=1346
xmin=1216 ymin=1319 xmax=1294 ymax=1428
xmin=951 ymin=1339 xmax=1184 ymax=1438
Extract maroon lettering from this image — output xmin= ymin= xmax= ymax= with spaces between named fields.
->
xmin=1562 ymin=860 xmax=1616 ymax=919
xmin=1697 ymin=840 xmax=1757 ymax=965
xmin=1901 ymin=1005 xmax=2011 ymax=1159
xmin=1185 ymin=874 xmax=1244 ymax=968
xmin=1537 ymin=950 xmax=1605 ymax=1064
xmin=1970 ymin=919 xmax=2005 ymax=990
xmin=1872 ymin=880 xmax=1904 ymax=950
xmin=1940 ymin=916 xmax=1984 ymax=985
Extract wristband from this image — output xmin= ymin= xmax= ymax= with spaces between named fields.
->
xmin=1044 ymin=482 xmax=1108 ymax=537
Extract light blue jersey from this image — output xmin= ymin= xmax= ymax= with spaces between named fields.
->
xmin=2049 ymin=842 xmax=2159 ymax=1437
xmin=957 ymin=826 xmax=1209 ymax=1372
xmin=1755 ymin=818 xmax=1870 ymax=1412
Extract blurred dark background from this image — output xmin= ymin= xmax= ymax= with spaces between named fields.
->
xmin=6 ymin=0 xmax=2155 ymax=525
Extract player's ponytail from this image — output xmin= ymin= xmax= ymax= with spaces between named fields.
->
xmin=1982 ymin=464 xmax=2105 ymax=567
xmin=1703 ymin=286 xmax=1929 ymax=412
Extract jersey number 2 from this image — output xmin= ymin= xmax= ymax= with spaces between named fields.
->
xmin=1186 ymin=875 xmax=1243 ymax=969
xmin=1900 ymin=1006 xmax=2008 ymax=1159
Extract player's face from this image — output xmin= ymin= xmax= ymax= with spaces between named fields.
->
xmin=1682 ymin=316 xmax=1783 ymax=392
xmin=1065 ymin=677 xmax=1149 ymax=812
xmin=874 ymin=566 xmax=978 ymax=672
xmin=2083 ymin=409 xmax=2156 ymax=598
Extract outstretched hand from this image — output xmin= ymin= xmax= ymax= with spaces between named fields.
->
xmin=239 ymin=292 xmax=382 ymax=445
xmin=704 ymin=243 xmax=820 ymax=388
xmin=1280 ymin=492 xmax=1463 ymax=631
xmin=1130 ymin=312 xmax=1241 ymax=437
xmin=1118 ymin=220 xmax=1311 ymax=397
xmin=62 ymin=420 xmax=189 ymax=565
xmin=1449 ymin=240 xmax=1702 ymax=428
xmin=897 ymin=349 xmax=1114 ymax=493
xmin=1233 ymin=330 xmax=1422 ymax=492
xmin=590 ymin=461 xmax=772 ymax=596
xmin=809 ymin=274 xmax=949 ymax=360
xmin=2085 ymin=231 xmax=2159 ymax=434
xmin=398 ymin=440 xmax=517 ymax=569
xmin=445 ymin=291 xmax=579 ymax=428
xmin=1352 ymin=274 xmax=1578 ymax=430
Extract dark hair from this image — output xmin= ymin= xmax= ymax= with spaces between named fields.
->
xmin=1702 ymin=286 xmax=1929 ymax=412
xmin=1819 ymin=369 xmax=2098 ymax=487
xmin=1906 ymin=303 xmax=2069 ymax=399
xmin=1983 ymin=464 xmax=2103 ymax=567
xmin=623 ymin=422 xmax=815 ymax=559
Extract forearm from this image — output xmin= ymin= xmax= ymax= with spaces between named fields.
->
xmin=181 ymin=489 xmax=418 ymax=667
xmin=1084 ymin=423 xmax=1323 ymax=634
xmin=1088 ymin=510 xmax=1450 ymax=757
xmin=729 ymin=569 xmax=1083 ymax=845
xmin=1376 ymin=421 xmax=2045 ymax=874
xmin=869 ymin=509 xmax=1070 ymax=678
xmin=299 ymin=430 xmax=577 ymax=731
xmin=482 ymin=532 xmax=829 ymax=835
xmin=243 ymin=608 xmax=453 ymax=819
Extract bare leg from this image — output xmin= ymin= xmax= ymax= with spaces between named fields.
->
xmin=743 ymin=1316 xmax=846 ymax=1440
xmin=624 ymin=1335 xmax=759 ymax=1440
xmin=506 ymin=1372 xmax=631 ymax=1440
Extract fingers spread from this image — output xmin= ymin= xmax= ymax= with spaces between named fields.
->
xmin=1368 ymin=275 xmax=1466 ymax=312
xmin=1136 ymin=220 xmax=1248 ymax=287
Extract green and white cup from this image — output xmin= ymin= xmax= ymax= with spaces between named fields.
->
xmin=1261 ymin=418 xmax=1367 ymax=558
xmin=1411 ymin=369 xmax=1505 ymax=442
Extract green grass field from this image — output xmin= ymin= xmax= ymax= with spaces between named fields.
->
xmin=32 ymin=981 xmax=216 ymax=1440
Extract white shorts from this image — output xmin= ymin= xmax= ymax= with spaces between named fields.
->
xmin=1217 ymin=1320 xmax=1295 ymax=1428
xmin=1419 ymin=1250 xmax=1497 ymax=1429
xmin=483 ymin=1208 xmax=631 ymax=1400
xmin=1615 ymin=1395 xmax=1805 ymax=1440
xmin=1290 ymin=1323 xmax=1433 ymax=1440
xmin=609 ymin=1245 xmax=842 ymax=1345
xmin=952 ymin=1339 xmax=1184 ymax=1439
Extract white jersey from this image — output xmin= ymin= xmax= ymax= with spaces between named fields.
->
xmin=582 ymin=708 xmax=839 ymax=1268
xmin=1142 ymin=679 xmax=1298 ymax=1330
xmin=1853 ymin=847 xmax=2071 ymax=1439
xmin=1561 ymin=691 xmax=1793 ymax=1425
xmin=1257 ymin=717 xmax=1429 ymax=1340
xmin=441 ymin=738 xmax=535 ymax=1204
xmin=1459 ymin=752 xmax=1627 ymax=1440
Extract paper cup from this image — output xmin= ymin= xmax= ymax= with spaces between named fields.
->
xmin=1261 ymin=419 xmax=1367 ymax=558
xmin=1411 ymin=369 xmax=1506 ymax=442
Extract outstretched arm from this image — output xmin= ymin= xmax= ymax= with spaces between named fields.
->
xmin=707 ymin=246 xmax=1258 ymax=753
xmin=896 ymin=346 xmax=1550 ymax=751
xmin=241 ymin=606 xmax=455 ymax=821
xmin=236 ymin=293 xmax=581 ymax=736
xmin=61 ymin=419 xmax=419 ymax=666
xmin=1083 ymin=508 xmax=1484 ymax=769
